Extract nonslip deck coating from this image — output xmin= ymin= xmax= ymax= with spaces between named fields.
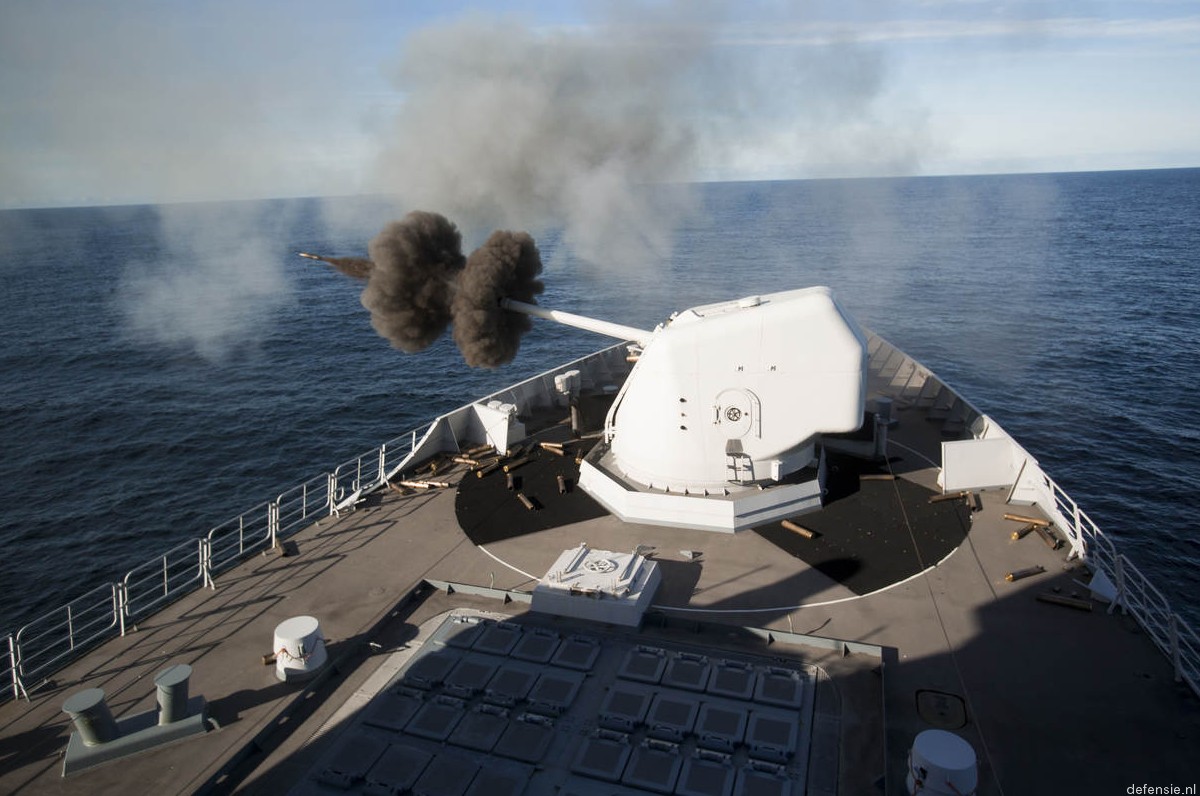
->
xmin=1 ymin=355 xmax=1197 ymax=795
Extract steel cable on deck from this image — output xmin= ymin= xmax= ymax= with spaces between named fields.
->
xmin=884 ymin=453 xmax=1005 ymax=796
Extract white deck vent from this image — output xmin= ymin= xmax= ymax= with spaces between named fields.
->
xmin=907 ymin=729 xmax=978 ymax=795
xmin=531 ymin=544 xmax=661 ymax=627
xmin=273 ymin=615 xmax=328 ymax=682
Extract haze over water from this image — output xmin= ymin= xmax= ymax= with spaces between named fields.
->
xmin=0 ymin=168 xmax=1197 ymax=634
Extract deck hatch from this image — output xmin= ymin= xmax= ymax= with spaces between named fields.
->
xmin=551 ymin=635 xmax=601 ymax=671
xmin=494 ymin=713 xmax=555 ymax=762
xmin=678 ymin=751 xmax=737 ymax=796
xmin=472 ymin=621 xmax=523 ymax=656
xmin=511 ymin=629 xmax=561 ymax=663
xmin=444 ymin=658 xmax=499 ymax=697
xmin=463 ymin=768 xmax=527 ymax=796
xmin=623 ymin=740 xmax=683 ymax=793
xmin=600 ymin=684 xmax=653 ymax=730
xmin=318 ymin=731 xmax=387 ymax=788
xmin=733 ymin=764 xmax=793 ymax=796
xmin=363 ymin=742 xmax=433 ymax=793
xmin=404 ymin=650 xmax=459 ymax=689
xmin=620 ymin=646 xmax=668 ymax=683
xmin=364 ymin=689 xmax=423 ymax=732
xmin=754 ymin=668 xmax=805 ymax=708
xmin=527 ymin=670 xmax=584 ymax=715
xmin=646 ymin=693 xmax=699 ymax=741
xmin=696 ymin=704 xmax=748 ymax=751
xmin=407 ymin=696 xmax=466 ymax=741
xmin=448 ymin=705 xmax=508 ymax=752
xmin=663 ymin=653 xmax=712 ymax=691
xmin=746 ymin=711 xmax=799 ymax=762
xmin=707 ymin=660 xmax=757 ymax=699
xmin=485 ymin=663 xmax=538 ymax=706
xmin=413 ymin=753 xmax=480 ymax=796
xmin=572 ymin=731 xmax=632 ymax=782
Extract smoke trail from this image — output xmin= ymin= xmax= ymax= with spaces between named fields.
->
xmin=361 ymin=211 xmax=465 ymax=352
xmin=452 ymin=231 xmax=544 ymax=368
xmin=299 ymin=253 xmax=373 ymax=280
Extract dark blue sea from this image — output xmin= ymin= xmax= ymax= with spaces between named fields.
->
xmin=2 ymin=169 xmax=1198 ymax=634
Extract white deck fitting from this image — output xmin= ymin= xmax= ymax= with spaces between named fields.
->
xmin=530 ymin=545 xmax=661 ymax=627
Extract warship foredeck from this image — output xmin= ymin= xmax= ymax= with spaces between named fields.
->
xmin=1 ymin=393 xmax=1197 ymax=795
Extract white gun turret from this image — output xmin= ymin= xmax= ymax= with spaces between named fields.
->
xmin=504 ymin=288 xmax=870 ymax=532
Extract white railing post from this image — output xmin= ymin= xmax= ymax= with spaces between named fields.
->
xmin=117 ymin=582 xmax=128 ymax=637
xmin=11 ymin=634 xmax=28 ymax=702
xmin=201 ymin=538 xmax=215 ymax=590
xmin=378 ymin=446 xmax=386 ymax=489
xmin=268 ymin=501 xmax=280 ymax=549
xmin=327 ymin=473 xmax=337 ymax=516
xmin=7 ymin=634 xmax=18 ymax=701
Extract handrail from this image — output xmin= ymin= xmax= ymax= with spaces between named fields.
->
xmin=3 ymin=339 xmax=1194 ymax=702
xmin=122 ymin=539 xmax=206 ymax=624
xmin=9 ymin=583 xmax=122 ymax=696
xmin=1 ymin=418 xmax=427 ymax=701
xmin=864 ymin=330 xmax=1200 ymax=697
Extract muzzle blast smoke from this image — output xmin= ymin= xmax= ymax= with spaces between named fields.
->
xmin=300 ymin=210 xmax=544 ymax=367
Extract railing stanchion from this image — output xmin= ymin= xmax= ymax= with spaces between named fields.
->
xmin=117 ymin=582 xmax=127 ymax=638
xmin=7 ymin=635 xmax=19 ymax=701
xmin=268 ymin=501 xmax=280 ymax=549
xmin=201 ymin=538 xmax=214 ymax=590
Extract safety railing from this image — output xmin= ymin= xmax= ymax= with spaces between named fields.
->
xmin=1044 ymin=472 xmax=1198 ymax=693
xmin=9 ymin=584 xmax=122 ymax=698
xmin=206 ymin=500 xmax=275 ymax=577
xmin=0 ymin=417 xmax=431 ymax=702
xmin=866 ymin=329 xmax=1200 ymax=698
xmin=0 ymin=346 xmax=626 ymax=702
xmin=121 ymin=538 xmax=208 ymax=627
xmin=331 ymin=446 xmax=386 ymax=513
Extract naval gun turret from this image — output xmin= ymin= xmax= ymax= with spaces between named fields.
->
xmin=503 ymin=287 xmax=869 ymax=533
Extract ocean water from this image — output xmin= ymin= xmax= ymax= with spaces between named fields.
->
xmin=1 ymin=169 xmax=1197 ymax=634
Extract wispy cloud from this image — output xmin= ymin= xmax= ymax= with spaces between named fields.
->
xmin=710 ymin=15 xmax=1200 ymax=48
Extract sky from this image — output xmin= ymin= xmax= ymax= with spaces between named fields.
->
xmin=1 ymin=0 xmax=1198 ymax=209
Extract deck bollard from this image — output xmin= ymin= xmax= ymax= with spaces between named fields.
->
xmin=155 ymin=663 xmax=192 ymax=725
xmin=62 ymin=688 xmax=120 ymax=746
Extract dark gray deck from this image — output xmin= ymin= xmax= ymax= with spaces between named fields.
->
xmin=1 ymin=398 xmax=1197 ymax=795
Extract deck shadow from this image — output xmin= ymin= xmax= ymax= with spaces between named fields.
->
xmin=455 ymin=437 xmax=607 ymax=546
xmin=754 ymin=456 xmax=971 ymax=596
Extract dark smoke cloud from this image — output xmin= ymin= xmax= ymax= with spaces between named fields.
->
xmin=361 ymin=211 xmax=465 ymax=353
xmin=452 ymin=231 xmax=544 ymax=368
xmin=321 ymin=213 xmax=546 ymax=368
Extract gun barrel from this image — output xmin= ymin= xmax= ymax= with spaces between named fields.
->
xmin=501 ymin=298 xmax=653 ymax=344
